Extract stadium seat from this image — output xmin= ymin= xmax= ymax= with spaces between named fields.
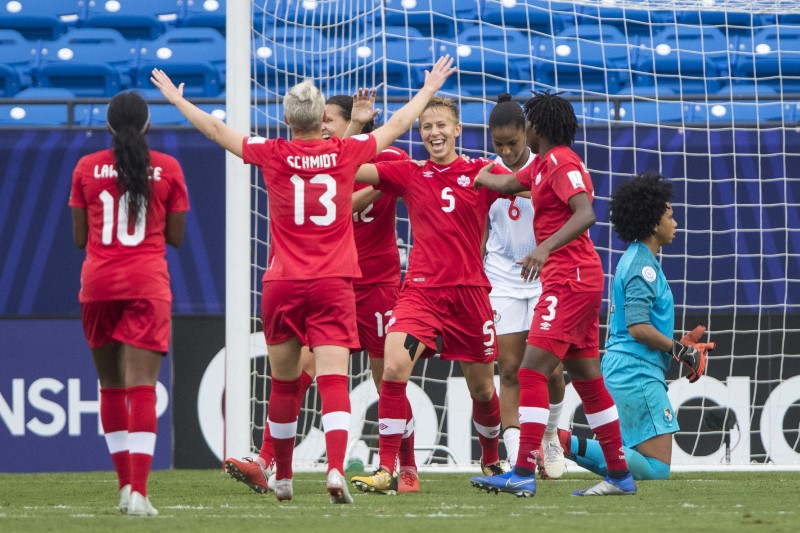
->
xmin=480 ymin=0 xmax=574 ymax=36
xmin=135 ymin=27 xmax=225 ymax=97
xmin=0 ymin=87 xmax=95 ymax=125
xmin=735 ymin=26 xmax=800 ymax=93
xmin=686 ymin=99 xmax=785 ymax=125
xmin=257 ymin=0 xmax=380 ymax=35
xmin=577 ymin=1 xmax=674 ymax=38
xmin=634 ymin=26 xmax=731 ymax=94
xmin=0 ymin=29 xmax=39 ymax=92
xmin=35 ymin=28 xmax=136 ymax=96
xmin=252 ymin=26 xmax=324 ymax=95
xmin=533 ymin=24 xmax=632 ymax=95
xmin=383 ymin=0 xmax=478 ymax=37
xmin=83 ymin=0 xmax=179 ymax=41
xmin=0 ymin=0 xmax=81 ymax=40
xmin=181 ymin=0 xmax=225 ymax=35
xmin=347 ymin=27 xmax=430 ymax=96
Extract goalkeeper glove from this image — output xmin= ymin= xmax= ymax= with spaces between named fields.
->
xmin=672 ymin=325 xmax=715 ymax=383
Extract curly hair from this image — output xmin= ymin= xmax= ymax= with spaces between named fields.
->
xmin=326 ymin=94 xmax=376 ymax=133
xmin=107 ymin=92 xmax=151 ymax=226
xmin=609 ymin=172 xmax=673 ymax=243
xmin=522 ymin=90 xmax=577 ymax=147
xmin=489 ymin=93 xmax=524 ymax=131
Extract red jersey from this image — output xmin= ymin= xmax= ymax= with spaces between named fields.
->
xmin=374 ymin=156 xmax=500 ymax=287
xmin=353 ymin=146 xmax=409 ymax=287
xmin=242 ymin=134 xmax=377 ymax=281
xmin=516 ymin=145 xmax=603 ymax=291
xmin=69 ymin=149 xmax=190 ymax=302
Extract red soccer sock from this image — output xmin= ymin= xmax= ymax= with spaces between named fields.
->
xmin=473 ymin=392 xmax=501 ymax=466
xmin=127 ymin=385 xmax=157 ymax=497
xmin=258 ymin=370 xmax=313 ymax=467
xmin=316 ymin=374 xmax=351 ymax=473
xmin=100 ymin=387 xmax=130 ymax=490
xmin=515 ymin=369 xmax=549 ymax=472
xmin=268 ymin=377 xmax=300 ymax=480
xmin=572 ymin=376 xmax=629 ymax=473
xmin=398 ymin=396 xmax=416 ymax=471
xmin=378 ymin=380 xmax=408 ymax=474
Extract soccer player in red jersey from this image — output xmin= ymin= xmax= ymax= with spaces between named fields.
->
xmin=227 ymin=94 xmax=420 ymax=495
xmin=69 ymin=92 xmax=190 ymax=516
xmin=350 ymin=97 xmax=505 ymax=494
xmin=150 ymin=57 xmax=454 ymax=504
xmin=470 ymin=91 xmax=636 ymax=497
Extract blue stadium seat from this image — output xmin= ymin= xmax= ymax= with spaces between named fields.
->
xmin=257 ymin=0 xmax=380 ymax=35
xmin=135 ymin=27 xmax=225 ymax=96
xmin=357 ymin=27 xmax=430 ymax=96
xmin=181 ymin=0 xmax=225 ymax=35
xmin=577 ymin=2 xmax=674 ymax=38
xmin=533 ymin=24 xmax=631 ymax=95
xmin=0 ymin=87 xmax=95 ymax=125
xmin=735 ymin=26 xmax=800 ymax=93
xmin=0 ymin=0 xmax=81 ymax=40
xmin=36 ymin=28 xmax=136 ymax=96
xmin=460 ymin=100 xmax=492 ymax=127
xmin=252 ymin=26 xmax=324 ymax=95
xmin=634 ymin=26 xmax=731 ymax=94
xmin=383 ymin=0 xmax=478 ymax=37
xmin=480 ymin=0 xmax=574 ymax=36
xmin=83 ymin=0 xmax=179 ymax=41
xmin=686 ymin=99 xmax=785 ymax=125
xmin=0 ymin=29 xmax=39 ymax=93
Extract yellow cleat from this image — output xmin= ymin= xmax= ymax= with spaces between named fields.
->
xmin=350 ymin=467 xmax=396 ymax=495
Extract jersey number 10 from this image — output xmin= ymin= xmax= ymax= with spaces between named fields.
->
xmin=99 ymin=190 xmax=145 ymax=246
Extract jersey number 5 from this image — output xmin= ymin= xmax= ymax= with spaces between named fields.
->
xmin=290 ymin=174 xmax=336 ymax=226
xmin=441 ymin=187 xmax=455 ymax=212
xmin=99 ymin=190 xmax=145 ymax=246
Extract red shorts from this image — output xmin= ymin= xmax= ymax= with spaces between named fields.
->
xmin=81 ymin=299 xmax=171 ymax=353
xmin=262 ymin=278 xmax=359 ymax=350
xmin=354 ymin=283 xmax=399 ymax=358
xmin=387 ymin=285 xmax=497 ymax=363
xmin=527 ymin=283 xmax=601 ymax=360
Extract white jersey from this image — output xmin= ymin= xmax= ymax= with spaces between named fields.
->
xmin=484 ymin=150 xmax=541 ymax=298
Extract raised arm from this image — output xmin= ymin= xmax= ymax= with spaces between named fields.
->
xmin=345 ymin=88 xmax=380 ymax=138
xmin=369 ymin=55 xmax=456 ymax=154
xmin=473 ymin=162 xmax=526 ymax=194
xmin=150 ymin=69 xmax=245 ymax=158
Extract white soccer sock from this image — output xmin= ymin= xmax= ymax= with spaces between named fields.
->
xmin=544 ymin=401 xmax=563 ymax=439
xmin=503 ymin=427 xmax=520 ymax=465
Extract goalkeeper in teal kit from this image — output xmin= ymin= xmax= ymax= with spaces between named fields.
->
xmin=558 ymin=172 xmax=715 ymax=480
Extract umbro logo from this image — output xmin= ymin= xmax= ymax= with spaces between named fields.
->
xmin=379 ymin=423 xmax=388 ymax=431
xmin=422 ymin=171 xmax=434 ymax=178
xmin=540 ymin=321 xmax=551 ymax=331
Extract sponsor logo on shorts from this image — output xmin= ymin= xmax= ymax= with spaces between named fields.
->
xmin=664 ymin=408 xmax=673 ymax=423
xmin=484 ymin=347 xmax=494 ymax=356
xmin=457 ymin=175 xmax=471 ymax=187
xmin=642 ymin=266 xmax=657 ymax=282
xmin=540 ymin=321 xmax=551 ymax=331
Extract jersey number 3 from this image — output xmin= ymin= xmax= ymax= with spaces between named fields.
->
xmin=99 ymin=190 xmax=145 ymax=246
xmin=291 ymin=174 xmax=336 ymax=226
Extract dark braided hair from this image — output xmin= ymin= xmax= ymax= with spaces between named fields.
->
xmin=326 ymin=94 xmax=376 ymax=133
xmin=489 ymin=93 xmax=524 ymax=131
xmin=522 ymin=90 xmax=578 ymax=147
xmin=107 ymin=92 xmax=151 ymax=226
xmin=609 ymin=172 xmax=673 ymax=243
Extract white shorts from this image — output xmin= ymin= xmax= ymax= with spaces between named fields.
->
xmin=490 ymin=287 xmax=542 ymax=336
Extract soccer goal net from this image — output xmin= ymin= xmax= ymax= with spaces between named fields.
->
xmin=225 ymin=0 xmax=800 ymax=471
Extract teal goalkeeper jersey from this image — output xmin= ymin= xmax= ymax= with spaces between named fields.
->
xmin=605 ymin=241 xmax=674 ymax=372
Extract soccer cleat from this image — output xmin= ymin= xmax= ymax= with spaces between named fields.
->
xmin=127 ymin=491 xmax=159 ymax=516
xmin=397 ymin=469 xmax=420 ymax=493
xmin=327 ymin=468 xmax=353 ymax=504
xmin=274 ymin=478 xmax=294 ymax=501
xmin=350 ymin=467 xmax=396 ymax=495
xmin=539 ymin=434 xmax=566 ymax=479
xmin=118 ymin=484 xmax=131 ymax=513
xmin=480 ymin=458 xmax=506 ymax=476
xmin=224 ymin=456 xmax=272 ymax=494
xmin=572 ymin=473 xmax=637 ymax=496
xmin=470 ymin=468 xmax=536 ymax=498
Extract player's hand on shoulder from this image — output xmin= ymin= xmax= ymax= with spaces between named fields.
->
xmin=473 ymin=161 xmax=496 ymax=189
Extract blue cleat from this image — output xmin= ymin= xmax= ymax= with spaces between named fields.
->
xmin=572 ymin=473 xmax=637 ymax=496
xmin=470 ymin=468 xmax=536 ymax=497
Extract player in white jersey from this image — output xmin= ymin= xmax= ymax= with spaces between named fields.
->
xmin=484 ymin=94 xmax=566 ymax=478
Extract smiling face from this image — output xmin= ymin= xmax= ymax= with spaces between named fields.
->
xmin=321 ymin=103 xmax=349 ymax=140
xmin=419 ymin=106 xmax=461 ymax=164
xmin=653 ymin=203 xmax=678 ymax=246
xmin=491 ymin=124 xmax=528 ymax=171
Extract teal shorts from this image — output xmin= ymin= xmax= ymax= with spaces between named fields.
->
xmin=601 ymin=352 xmax=679 ymax=448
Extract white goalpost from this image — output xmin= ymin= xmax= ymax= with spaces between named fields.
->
xmin=225 ymin=0 xmax=800 ymax=472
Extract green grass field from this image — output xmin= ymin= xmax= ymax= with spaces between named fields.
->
xmin=1 ymin=470 xmax=797 ymax=532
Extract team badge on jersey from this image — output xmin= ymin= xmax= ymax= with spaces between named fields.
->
xmin=641 ymin=266 xmax=657 ymax=282
xmin=457 ymin=175 xmax=471 ymax=187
